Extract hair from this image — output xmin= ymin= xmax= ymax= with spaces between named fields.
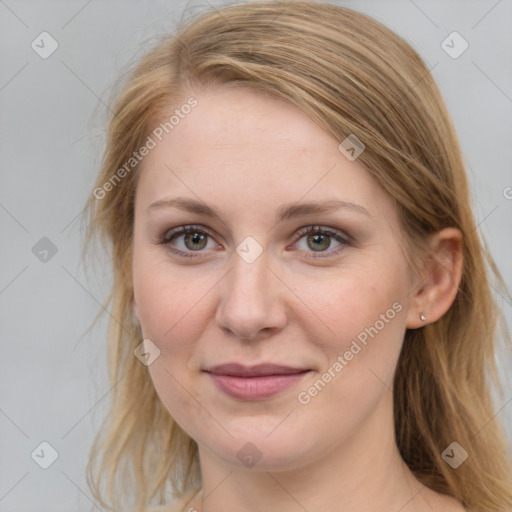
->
xmin=83 ymin=1 xmax=512 ymax=510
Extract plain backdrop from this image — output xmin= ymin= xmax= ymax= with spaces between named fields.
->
xmin=1 ymin=0 xmax=511 ymax=510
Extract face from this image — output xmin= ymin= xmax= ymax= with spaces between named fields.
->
xmin=132 ymin=86 xmax=416 ymax=471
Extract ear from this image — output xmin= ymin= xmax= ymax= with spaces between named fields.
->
xmin=406 ymin=228 xmax=463 ymax=329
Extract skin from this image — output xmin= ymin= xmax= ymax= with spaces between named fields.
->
xmin=132 ymin=86 xmax=464 ymax=511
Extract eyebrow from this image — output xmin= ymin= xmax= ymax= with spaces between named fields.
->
xmin=146 ymin=196 xmax=372 ymax=223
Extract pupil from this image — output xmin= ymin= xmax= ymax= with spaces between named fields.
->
xmin=308 ymin=233 xmax=330 ymax=251
xmin=186 ymin=232 xmax=206 ymax=250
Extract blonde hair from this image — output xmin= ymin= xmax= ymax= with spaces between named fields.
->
xmin=83 ymin=1 xmax=512 ymax=510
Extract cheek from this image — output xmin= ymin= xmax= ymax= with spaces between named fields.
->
xmin=134 ymin=270 xmax=210 ymax=354
xmin=294 ymin=262 xmax=407 ymax=351
xmin=133 ymin=257 xmax=216 ymax=437
xmin=292 ymin=264 xmax=408 ymax=403
xmin=132 ymin=241 xmax=209 ymax=346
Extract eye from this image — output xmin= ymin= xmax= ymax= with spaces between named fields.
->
xmin=158 ymin=224 xmax=351 ymax=259
xmin=292 ymin=226 xmax=351 ymax=257
xmin=158 ymin=225 xmax=219 ymax=258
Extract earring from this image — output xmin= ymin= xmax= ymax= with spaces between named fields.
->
xmin=419 ymin=313 xmax=426 ymax=322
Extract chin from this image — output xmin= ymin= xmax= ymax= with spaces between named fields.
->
xmin=199 ymin=422 xmax=317 ymax=471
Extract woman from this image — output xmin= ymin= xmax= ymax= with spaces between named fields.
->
xmin=83 ymin=1 xmax=512 ymax=511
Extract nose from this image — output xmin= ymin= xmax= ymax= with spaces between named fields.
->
xmin=215 ymin=250 xmax=288 ymax=341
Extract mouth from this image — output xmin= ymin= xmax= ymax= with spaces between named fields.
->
xmin=203 ymin=363 xmax=311 ymax=400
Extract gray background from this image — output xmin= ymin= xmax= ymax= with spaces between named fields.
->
xmin=1 ymin=0 xmax=511 ymax=510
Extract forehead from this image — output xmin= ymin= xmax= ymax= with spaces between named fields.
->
xmin=135 ymin=87 xmax=395 ymax=222
xmin=148 ymin=86 xmax=335 ymax=162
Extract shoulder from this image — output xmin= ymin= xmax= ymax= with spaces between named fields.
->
xmin=145 ymin=489 xmax=201 ymax=512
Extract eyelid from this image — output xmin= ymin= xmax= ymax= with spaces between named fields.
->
xmin=293 ymin=225 xmax=352 ymax=244
xmin=160 ymin=224 xmax=216 ymax=244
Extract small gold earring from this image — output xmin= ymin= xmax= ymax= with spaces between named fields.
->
xmin=420 ymin=313 xmax=426 ymax=322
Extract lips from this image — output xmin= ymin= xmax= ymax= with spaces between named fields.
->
xmin=206 ymin=363 xmax=307 ymax=377
xmin=203 ymin=363 xmax=310 ymax=400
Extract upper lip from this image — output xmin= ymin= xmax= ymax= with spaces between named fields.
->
xmin=204 ymin=363 xmax=309 ymax=377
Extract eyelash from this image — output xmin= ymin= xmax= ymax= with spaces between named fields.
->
xmin=157 ymin=224 xmax=352 ymax=259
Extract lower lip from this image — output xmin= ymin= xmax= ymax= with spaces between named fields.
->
xmin=206 ymin=372 xmax=309 ymax=400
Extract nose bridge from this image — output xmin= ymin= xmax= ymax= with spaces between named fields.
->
xmin=231 ymin=249 xmax=269 ymax=296
xmin=226 ymin=248 xmax=272 ymax=311
xmin=216 ymin=247 xmax=286 ymax=339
